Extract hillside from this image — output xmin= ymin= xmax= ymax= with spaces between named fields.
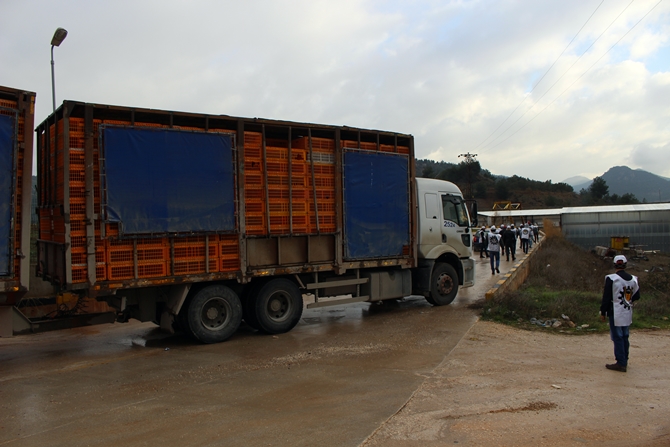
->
xmin=573 ymin=166 xmax=670 ymax=203
xmin=416 ymin=159 xmax=579 ymax=210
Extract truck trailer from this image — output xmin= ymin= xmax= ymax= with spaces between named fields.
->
xmin=0 ymin=86 xmax=36 ymax=336
xmin=34 ymin=100 xmax=474 ymax=343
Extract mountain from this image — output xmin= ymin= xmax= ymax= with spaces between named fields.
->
xmin=573 ymin=166 xmax=670 ymax=202
xmin=562 ymin=175 xmax=591 ymax=189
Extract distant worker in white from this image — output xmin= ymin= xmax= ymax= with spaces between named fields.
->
xmin=519 ymin=224 xmax=531 ymax=254
xmin=487 ymin=225 xmax=502 ymax=275
xmin=600 ymin=255 xmax=640 ymax=372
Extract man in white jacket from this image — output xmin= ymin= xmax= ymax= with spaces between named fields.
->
xmin=600 ymin=255 xmax=640 ymax=372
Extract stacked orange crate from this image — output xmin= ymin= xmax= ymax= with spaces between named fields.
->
xmin=65 ymin=118 xmax=88 ymax=283
xmin=173 ymin=236 xmax=217 ymax=276
xmin=266 ymin=144 xmax=309 ymax=234
xmin=219 ymin=234 xmax=240 ymax=271
xmin=243 ymin=132 xmax=266 ymax=235
xmin=106 ymin=237 xmax=169 ymax=280
xmin=293 ymin=137 xmax=336 ymax=233
xmin=106 ymin=238 xmax=134 ymax=280
xmin=136 ymin=239 xmax=169 ymax=278
xmin=379 ymin=143 xmax=410 ymax=155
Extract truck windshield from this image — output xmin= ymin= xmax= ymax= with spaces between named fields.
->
xmin=442 ymin=195 xmax=470 ymax=227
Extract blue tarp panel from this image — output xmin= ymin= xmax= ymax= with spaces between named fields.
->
xmin=343 ymin=151 xmax=409 ymax=259
xmin=103 ymin=127 xmax=236 ymax=235
xmin=0 ymin=114 xmax=14 ymax=275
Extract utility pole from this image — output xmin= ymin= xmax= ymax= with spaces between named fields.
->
xmin=458 ymin=152 xmax=478 ymax=226
xmin=458 ymin=152 xmax=477 ymax=201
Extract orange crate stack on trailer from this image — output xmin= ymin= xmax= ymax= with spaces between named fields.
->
xmin=0 ymin=86 xmax=35 ymax=303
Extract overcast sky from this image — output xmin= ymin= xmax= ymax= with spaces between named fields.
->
xmin=1 ymin=0 xmax=669 ymax=183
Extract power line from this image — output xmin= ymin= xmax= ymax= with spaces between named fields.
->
xmin=472 ymin=0 xmax=606 ymax=153
xmin=480 ymin=0 xmax=636 ymax=153
xmin=484 ymin=0 xmax=665 ymax=153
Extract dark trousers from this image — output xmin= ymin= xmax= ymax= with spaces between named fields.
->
xmin=505 ymin=244 xmax=515 ymax=261
xmin=521 ymin=239 xmax=529 ymax=254
xmin=609 ymin=314 xmax=630 ymax=367
xmin=480 ymin=245 xmax=488 ymax=258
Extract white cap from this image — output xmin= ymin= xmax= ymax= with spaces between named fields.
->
xmin=613 ymin=255 xmax=627 ymax=267
xmin=491 ymin=225 xmax=496 ymax=231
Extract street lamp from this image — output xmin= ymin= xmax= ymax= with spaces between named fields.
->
xmin=50 ymin=27 xmax=68 ymax=112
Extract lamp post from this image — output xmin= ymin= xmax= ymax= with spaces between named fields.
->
xmin=50 ymin=27 xmax=68 ymax=112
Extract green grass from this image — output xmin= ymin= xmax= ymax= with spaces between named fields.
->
xmin=479 ymin=233 xmax=670 ymax=333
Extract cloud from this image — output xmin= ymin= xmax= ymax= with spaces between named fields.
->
xmin=1 ymin=0 xmax=669 ymax=181
xmin=628 ymin=142 xmax=670 ymax=177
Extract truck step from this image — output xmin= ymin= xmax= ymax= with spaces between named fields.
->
xmin=306 ymin=296 xmax=370 ymax=309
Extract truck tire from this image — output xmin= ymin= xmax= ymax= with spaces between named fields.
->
xmin=427 ymin=263 xmax=458 ymax=306
xmin=249 ymin=278 xmax=303 ymax=334
xmin=186 ymin=285 xmax=242 ymax=343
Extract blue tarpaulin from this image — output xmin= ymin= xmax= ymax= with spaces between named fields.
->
xmin=103 ymin=127 xmax=236 ymax=235
xmin=0 ymin=113 xmax=14 ymax=275
xmin=343 ymin=150 xmax=409 ymax=259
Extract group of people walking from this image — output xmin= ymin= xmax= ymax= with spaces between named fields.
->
xmin=476 ymin=222 xmax=540 ymax=275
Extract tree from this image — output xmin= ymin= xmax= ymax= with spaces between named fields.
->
xmin=617 ymin=193 xmax=640 ymax=205
xmin=589 ymin=176 xmax=609 ymax=200
xmin=474 ymin=182 xmax=487 ymax=199
xmin=421 ymin=165 xmax=435 ymax=178
xmin=495 ymin=180 xmax=509 ymax=200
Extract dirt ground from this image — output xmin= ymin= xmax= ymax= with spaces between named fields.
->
xmin=362 ymin=320 xmax=670 ymax=447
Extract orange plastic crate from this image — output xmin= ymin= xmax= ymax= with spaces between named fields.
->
xmin=244 ymin=187 xmax=265 ymax=201
xmin=292 ymin=137 xmax=335 ymax=152
xmin=138 ymin=262 xmax=168 ymax=278
xmin=220 ymin=258 xmax=240 ymax=271
xmin=173 ymin=260 xmax=206 ymax=275
xmin=71 ymin=266 xmax=87 ymax=283
xmin=108 ymin=264 xmax=133 ymax=280
xmin=244 ymin=132 xmax=262 ymax=149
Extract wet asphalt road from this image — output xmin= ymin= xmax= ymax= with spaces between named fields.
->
xmin=0 ymin=257 xmax=505 ymax=447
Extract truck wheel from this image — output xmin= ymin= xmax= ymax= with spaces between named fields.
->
xmin=186 ymin=285 xmax=242 ymax=343
xmin=250 ymin=278 xmax=303 ymax=334
xmin=427 ymin=263 xmax=459 ymax=306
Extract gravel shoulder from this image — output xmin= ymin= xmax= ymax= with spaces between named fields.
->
xmin=362 ymin=320 xmax=670 ymax=447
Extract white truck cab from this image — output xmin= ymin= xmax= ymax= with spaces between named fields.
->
xmin=412 ymin=177 xmax=475 ymax=305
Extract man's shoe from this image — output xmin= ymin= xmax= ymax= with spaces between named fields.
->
xmin=606 ymin=363 xmax=627 ymax=372
xmin=491 ymin=270 xmax=495 ymax=275
xmin=496 ymin=268 xmax=500 ymax=273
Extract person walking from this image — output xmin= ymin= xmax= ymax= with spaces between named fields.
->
xmin=520 ymin=224 xmax=531 ymax=254
xmin=600 ymin=255 xmax=640 ymax=372
xmin=487 ymin=225 xmax=502 ymax=274
xmin=477 ymin=225 xmax=488 ymax=258
xmin=501 ymin=224 xmax=516 ymax=261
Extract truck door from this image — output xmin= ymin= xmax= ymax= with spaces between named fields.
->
xmin=440 ymin=194 xmax=471 ymax=252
